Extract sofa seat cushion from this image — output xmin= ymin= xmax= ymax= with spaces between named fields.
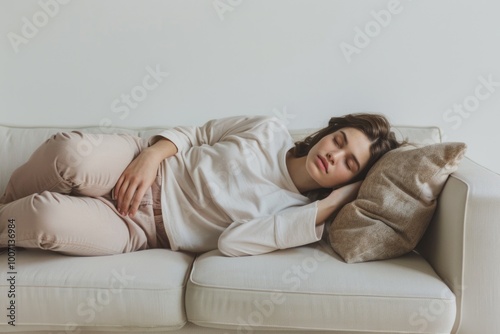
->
xmin=0 ymin=248 xmax=194 ymax=333
xmin=186 ymin=243 xmax=455 ymax=333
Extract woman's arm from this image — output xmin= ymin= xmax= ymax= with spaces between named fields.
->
xmin=218 ymin=181 xmax=362 ymax=257
xmin=116 ymin=115 xmax=282 ymax=217
xmin=315 ymin=181 xmax=362 ymax=226
xmin=114 ymin=138 xmax=177 ymax=217
xmin=147 ymin=115 xmax=282 ymax=153
xmin=218 ymin=202 xmax=321 ymax=257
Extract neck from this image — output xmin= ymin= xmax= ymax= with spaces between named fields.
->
xmin=286 ymin=151 xmax=320 ymax=193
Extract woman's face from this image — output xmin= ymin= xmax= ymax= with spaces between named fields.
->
xmin=306 ymin=127 xmax=372 ymax=188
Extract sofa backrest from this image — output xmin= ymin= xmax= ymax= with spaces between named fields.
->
xmin=289 ymin=126 xmax=442 ymax=144
xmin=0 ymin=124 xmax=441 ymax=195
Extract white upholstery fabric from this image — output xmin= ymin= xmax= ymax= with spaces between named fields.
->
xmin=186 ymin=243 xmax=456 ymax=333
xmin=0 ymin=249 xmax=194 ymax=333
xmin=417 ymin=157 xmax=500 ymax=333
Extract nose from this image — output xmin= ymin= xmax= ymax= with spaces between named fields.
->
xmin=327 ymin=150 xmax=345 ymax=165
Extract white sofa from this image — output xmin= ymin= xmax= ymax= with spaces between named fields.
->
xmin=1 ymin=122 xmax=499 ymax=334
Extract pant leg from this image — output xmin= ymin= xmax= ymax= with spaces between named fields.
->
xmin=0 ymin=191 xmax=157 ymax=256
xmin=0 ymin=131 xmax=146 ymax=204
xmin=0 ymin=130 xmax=166 ymax=255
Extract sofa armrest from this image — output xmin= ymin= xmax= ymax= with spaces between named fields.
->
xmin=416 ymin=157 xmax=500 ymax=334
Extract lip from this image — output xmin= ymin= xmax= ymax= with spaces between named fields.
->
xmin=316 ymin=155 xmax=328 ymax=173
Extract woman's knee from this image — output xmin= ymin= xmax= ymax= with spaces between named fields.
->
xmin=0 ymin=192 xmax=66 ymax=249
xmin=45 ymin=131 xmax=104 ymax=170
xmin=24 ymin=192 xmax=67 ymax=234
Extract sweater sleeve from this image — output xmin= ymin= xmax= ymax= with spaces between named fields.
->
xmin=148 ymin=115 xmax=281 ymax=152
xmin=217 ymin=201 xmax=325 ymax=257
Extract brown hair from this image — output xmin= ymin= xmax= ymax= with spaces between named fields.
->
xmin=291 ymin=113 xmax=405 ymax=192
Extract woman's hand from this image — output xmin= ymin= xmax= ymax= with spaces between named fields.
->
xmin=315 ymin=181 xmax=363 ymax=225
xmin=326 ymin=180 xmax=363 ymax=208
xmin=114 ymin=148 xmax=161 ymax=217
xmin=114 ymin=138 xmax=178 ymax=217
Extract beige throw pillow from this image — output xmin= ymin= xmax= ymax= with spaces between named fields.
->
xmin=329 ymin=142 xmax=467 ymax=263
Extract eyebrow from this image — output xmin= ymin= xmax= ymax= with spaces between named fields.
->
xmin=340 ymin=130 xmax=361 ymax=172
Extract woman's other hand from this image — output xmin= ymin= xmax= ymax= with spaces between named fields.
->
xmin=326 ymin=180 xmax=362 ymax=209
xmin=315 ymin=180 xmax=362 ymax=226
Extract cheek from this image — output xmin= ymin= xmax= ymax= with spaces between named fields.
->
xmin=334 ymin=168 xmax=352 ymax=182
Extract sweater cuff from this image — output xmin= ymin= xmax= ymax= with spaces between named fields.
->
xmin=276 ymin=201 xmax=323 ymax=249
xmin=148 ymin=130 xmax=186 ymax=152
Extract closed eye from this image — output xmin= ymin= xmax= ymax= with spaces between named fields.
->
xmin=334 ymin=137 xmax=342 ymax=147
xmin=344 ymin=161 xmax=351 ymax=170
xmin=339 ymin=130 xmax=361 ymax=172
xmin=347 ymin=159 xmax=356 ymax=173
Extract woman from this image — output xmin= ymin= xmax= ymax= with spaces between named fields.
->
xmin=0 ymin=113 xmax=401 ymax=256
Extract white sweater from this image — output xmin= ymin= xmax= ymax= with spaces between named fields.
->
xmin=148 ymin=115 xmax=324 ymax=256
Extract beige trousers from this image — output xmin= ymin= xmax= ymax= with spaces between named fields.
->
xmin=0 ymin=131 xmax=170 ymax=256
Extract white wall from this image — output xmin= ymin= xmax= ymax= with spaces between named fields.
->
xmin=1 ymin=0 xmax=499 ymax=173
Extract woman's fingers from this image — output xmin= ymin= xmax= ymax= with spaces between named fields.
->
xmin=119 ymin=176 xmax=142 ymax=216
xmin=119 ymin=181 xmax=150 ymax=217
xmin=113 ymin=147 xmax=163 ymax=217
xmin=114 ymin=176 xmax=124 ymax=208
xmin=116 ymin=179 xmax=131 ymax=215
xmin=128 ymin=184 xmax=148 ymax=217
xmin=116 ymin=171 xmax=155 ymax=216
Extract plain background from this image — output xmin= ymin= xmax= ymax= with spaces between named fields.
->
xmin=0 ymin=0 xmax=499 ymax=174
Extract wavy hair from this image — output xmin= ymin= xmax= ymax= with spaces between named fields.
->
xmin=291 ymin=113 xmax=406 ymax=194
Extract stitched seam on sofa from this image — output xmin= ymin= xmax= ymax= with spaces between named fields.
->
xmin=188 ymin=319 xmax=450 ymax=333
xmin=188 ymin=265 xmax=453 ymax=300
xmin=1 ymin=323 xmax=186 ymax=330
xmin=187 ymin=281 xmax=454 ymax=300
xmin=186 ymin=285 xmax=455 ymax=301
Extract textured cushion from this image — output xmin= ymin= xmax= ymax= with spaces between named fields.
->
xmin=0 ymin=249 xmax=194 ymax=332
xmin=185 ymin=243 xmax=455 ymax=333
xmin=329 ymin=142 xmax=467 ymax=263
